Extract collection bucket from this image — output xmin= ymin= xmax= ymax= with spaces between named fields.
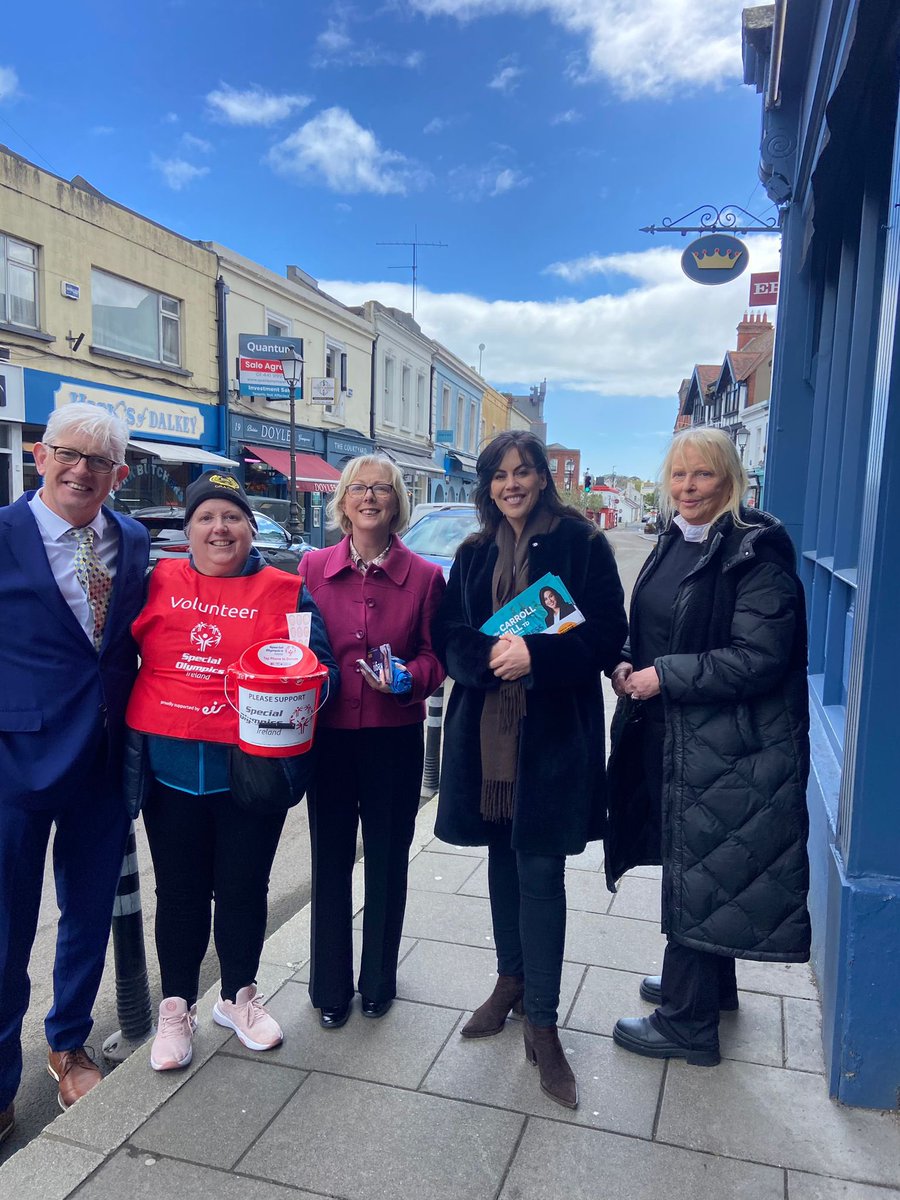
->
xmin=224 ymin=639 xmax=328 ymax=758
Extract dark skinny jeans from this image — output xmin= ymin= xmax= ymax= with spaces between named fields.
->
xmin=486 ymin=835 xmax=566 ymax=1027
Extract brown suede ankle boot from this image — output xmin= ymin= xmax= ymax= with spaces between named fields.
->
xmin=523 ymin=1017 xmax=578 ymax=1109
xmin=460 ymin=974 xmax=525 ymax=1038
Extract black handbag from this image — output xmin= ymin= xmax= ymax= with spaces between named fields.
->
xmin=226 ymin=744 xmax=317 ymax=814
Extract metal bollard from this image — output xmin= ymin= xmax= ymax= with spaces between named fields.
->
xmin=421 ymin=681 xmax=445 ymax=797
xmin=102 ymin=821 xmax=153 ymax=1063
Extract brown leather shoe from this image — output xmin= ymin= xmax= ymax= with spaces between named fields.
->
xmin=0 ymin=1102 xmax=14 ymax=1147
xmin=47 ymin=1047 xmax=102 ymax=1110
xmin=460 ymin=974 xmax=525 ymax=1038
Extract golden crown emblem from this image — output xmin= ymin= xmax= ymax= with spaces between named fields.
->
xmin=691 ymin=247 xmax=744 ymax=270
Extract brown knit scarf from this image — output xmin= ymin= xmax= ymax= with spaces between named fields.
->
xmin=480 ymin=506 xmax=559 ymax=821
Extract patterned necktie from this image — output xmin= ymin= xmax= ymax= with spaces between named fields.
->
xmin=71 ymin=526 xmax=113 ymax=649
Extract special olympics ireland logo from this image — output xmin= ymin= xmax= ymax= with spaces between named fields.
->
xmin=190 ymin=622 xmax=222 ymax=653
xmin=290 ymin=704 xmax=312 ymax=734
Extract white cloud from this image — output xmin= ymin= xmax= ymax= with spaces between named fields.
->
xmin=489 ymin=57 xmax=524 ymax=94
xmin=319 ymin=235 xmax=781 ymax=398
xmin=407 ymin=0 xmax=744 ymax=99
xmin=317 ymin=20 xmax=353 ymax=54
xmin=550 ymin=108 xmax=582 ymax=125
xmin=206 ymin=84 xmax=312 ymax=126
xmin=0 ymin=65 xmax=19 ymax=102
xmin=152 ymin=156 xmax=210 ymax=190
xmin=312 ymin=18 xmax=425 ymax=69
xmin=181 ymin=132 xmax=213 ymax=154
xmin=449 ymin=159 xmax=530 ymax=200
xmin=491 ymin=167 xmax=529 ymax=196
xmin=424 ymin=116 xmax=451 ymax=134
xmin=267 ymin=107 xmax=429 ymax=195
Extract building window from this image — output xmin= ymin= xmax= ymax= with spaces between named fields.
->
xmin=325 ymin=342 xmax=347 ymax=418
xmin=415 ymin=372 xmax=427 ymax=433
xmin=400 ymin=365 xmax=411 ymax=429
xmin=455 ymin=394 xmax=465 ymax=446
xmin=92 ymin=269 xmax=180 ymax=366
xmin=439 ymin=383 xmax=451 ymax=432
xmin=469 ymin=398 xmax=477 ymax=452
xmin=1 ymin=233 xmax=39 ymax=329
xmin=383 ymin=354 xmax=395 ymax=423
xmin=266 ymin=312 xmax=291 ymax=337
xmin=548 ymin=457 xmax=558 ymax=473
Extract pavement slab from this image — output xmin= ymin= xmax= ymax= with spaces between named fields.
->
xmin=784 ymin=996 xmax=827 ymax=1074
xmin=0 ymin=1136 xmax=105 ymax=1200
xmin=73 ymin=1149 xmax=322 ymax=1200
xmin=786 ymin=1172 xmax=900 ymax=1199
xmin=499 ymin=1118 xmax=785 ymax=1200
xmin=407 ymin=850 xmax=483 ymax=893
xmin=240 ymin=1072 xmax=525 ymax=1200
xmin=658 ymin=1056 xmax=900 ymax=1187
xmin=606 ymin=873 xmax=663 ymax=922
xmin=565 ymin=908 xmax=668 ymax=973
xmin=422 ymin=1017 xmax=664 ymax=1137
xmin=131 ymin=1055 xmax=305 ymax=1170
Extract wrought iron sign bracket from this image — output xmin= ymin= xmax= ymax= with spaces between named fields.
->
xmin=640 ymin=204 xmax=779 ymax=236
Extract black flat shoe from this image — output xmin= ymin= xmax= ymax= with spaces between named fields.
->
xmin=361 ymin=997 xmax=393 ymax=1019
xmin=639 ymin=975 xmax=739 ymax=1011
xmin=319 ymin=1002 xmax=352 ymax=1029
xmin=612 ymin=1016 xmax=720 ymax=1067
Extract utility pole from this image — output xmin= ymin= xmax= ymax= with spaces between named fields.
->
xmin=377 ymin=225 xmax=447 ymax=318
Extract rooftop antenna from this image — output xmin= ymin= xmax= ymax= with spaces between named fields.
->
xmin=376 ymin=224 xmax=447 ymax=318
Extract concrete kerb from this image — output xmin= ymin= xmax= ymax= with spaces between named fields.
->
xmin=0 ymin=797 xmax=443 ymax=1199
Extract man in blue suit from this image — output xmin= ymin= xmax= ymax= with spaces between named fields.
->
xmin=0 ymin=405 xmax=149 ymax=1143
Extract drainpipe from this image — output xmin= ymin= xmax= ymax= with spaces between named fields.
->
xmin=766 ymin=0 xmax=787 ymax=110
xmin=215 ymin=274 xmax=231 ymax=459
xmin=369 ymin=333 xmax=378 ymax=442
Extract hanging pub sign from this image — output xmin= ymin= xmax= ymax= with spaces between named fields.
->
xmin=749 ymin=271 xmax=779 ymax=305
xmin=681 ymin=234 xmax=748 ymax=286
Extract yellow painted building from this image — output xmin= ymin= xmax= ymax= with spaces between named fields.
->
xmin=480 ymin=383 xmax=531 ymax=450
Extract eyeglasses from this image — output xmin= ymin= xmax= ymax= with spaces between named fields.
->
xmin=346 ymin=483 xmax=394 ymax=498
xmin=47 ymin=445 xmax=120 ymax=474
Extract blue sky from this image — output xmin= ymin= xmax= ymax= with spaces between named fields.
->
xmin=1 ymin=0 xmax=778 ymax=480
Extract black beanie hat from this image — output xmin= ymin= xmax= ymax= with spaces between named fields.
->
xmin=183 ymin=472 xmax=257 ymax=529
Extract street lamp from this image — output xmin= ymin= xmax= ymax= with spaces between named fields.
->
xmin=279 ymin=348 xmax=305 ymax=542
xmin=735 ymin=424 xmax=750 ymax=462
xmin=477 ymin=343 xmax=485 ymax=374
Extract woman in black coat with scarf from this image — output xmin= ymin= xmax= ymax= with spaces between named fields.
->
xmin=434 ymin=431 xmax=626 ymax=1109
xmin=606 ymin=428 xmax=811 ymax=1067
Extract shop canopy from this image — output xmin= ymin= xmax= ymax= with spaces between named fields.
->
xmin=246 ymin=446 xmax=341 ymax=493
xmin=130 ymin=439 xmax=239 ymax=467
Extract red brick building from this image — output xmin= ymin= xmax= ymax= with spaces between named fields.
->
xmin=545 ymin=443 xmax=581 ymax=494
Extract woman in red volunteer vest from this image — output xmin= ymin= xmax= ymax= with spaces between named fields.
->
xmin=127 ymin=472 xmax=338 ymax=1072
xmin=302 ymin=455 xmax=445 ymax=1029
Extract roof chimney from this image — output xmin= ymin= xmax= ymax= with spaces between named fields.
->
xmin=735 ymin=311 xmax=772 ymax=351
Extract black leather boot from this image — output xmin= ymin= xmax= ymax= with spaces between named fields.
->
xmin=523 ymin=1017 xmax=578 ymax=1109
xmin=460 ymin=974 xmax=525 ymax=1038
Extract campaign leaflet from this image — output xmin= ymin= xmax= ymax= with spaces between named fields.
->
xmin=480 ymin=573 xmax=585 ymax=638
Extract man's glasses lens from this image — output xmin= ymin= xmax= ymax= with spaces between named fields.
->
xmin=347 ymin=483 xmax=393 ymax=497
xmin=51 ymin=446 xmax=117 ymax=473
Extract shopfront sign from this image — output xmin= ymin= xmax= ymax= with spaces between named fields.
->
xmin=681 ymin=235 xmax=749 ymax=286
xmin=749 ymin=271 xmax=779 ymax=305
xmin=238 ymin=334 xmax=304 ymax=401
xmin=230 ymin=412 xmax=321 ymax=453
xmin=54 ymin=381 xmax=206 ymax=441
xmin=328 ymin=435 xmax=372 ymax=457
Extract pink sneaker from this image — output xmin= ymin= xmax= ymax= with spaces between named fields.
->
xmin=150 ymin=997 xmax=197 ymax=1071
xmin=213 ymin=985 xmax=283 ymax=1051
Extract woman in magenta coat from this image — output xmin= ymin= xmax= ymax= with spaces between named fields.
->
xmin=301 ymin=455 xmax=446 ymax=1028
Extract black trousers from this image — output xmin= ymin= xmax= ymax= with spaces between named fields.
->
xmin=486 ymin=834 xmax=566 ymax=1027
xmin=306 ymin=725 xmax=423 ymax=1008
xmin=640 ymin=715 xmax=737 ymax=1049
xmin=142 ymin=781 xmax=287 ymax=1005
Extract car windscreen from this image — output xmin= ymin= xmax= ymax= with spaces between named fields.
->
xmin=402 ymin=512 xmax=480 ymax=558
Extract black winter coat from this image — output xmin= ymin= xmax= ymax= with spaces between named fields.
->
xmin=605 ymin=508 xmax=812 ymax=963
xmin=434 ymin=516 xmax=627 ymax=855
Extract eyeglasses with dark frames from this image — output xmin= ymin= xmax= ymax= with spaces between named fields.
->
xmin=46 ymin=445 xmax=120 ymax=474
xmin=345 ymin=482 xmax=395 ymax=498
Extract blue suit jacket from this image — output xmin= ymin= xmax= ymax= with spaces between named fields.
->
xmin=0 ymin=494 xmax=150 ymax=809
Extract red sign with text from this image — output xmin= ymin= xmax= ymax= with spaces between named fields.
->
xmin=749 ymin=272 xmax=779 ymax=306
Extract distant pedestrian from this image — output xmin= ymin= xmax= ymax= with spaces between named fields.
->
xmin=0 ymin=406 xmax=149 ymax=1136
xmin=126 ymin=472 xmax=338 ymax=1071
xmin=433 ymin=431 xmax=627 ymax=1110
xmin=606 ymin=427 xmax=811 ymax=1067
xmin=302 ymin=455 xmax=445 ymax=1030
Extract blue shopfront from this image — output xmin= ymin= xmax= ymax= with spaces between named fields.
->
xmin=744 ymin=0 xmax=900 ymax=1108
xmin=22 ymin=370 xmax=230 ymax=509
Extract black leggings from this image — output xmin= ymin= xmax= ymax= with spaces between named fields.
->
xmin=142 ymin=781 xmax=286 ymax=1005
xmin=486 ymin=835 xmax=566 ymax=1027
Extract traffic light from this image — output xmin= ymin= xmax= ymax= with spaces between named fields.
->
xmin=583 ymin=473 xmax=592 ymax=491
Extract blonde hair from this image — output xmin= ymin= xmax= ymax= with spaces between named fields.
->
xmin=326 ymin=454 xmax=411 ymax=535
xmin=658 ymin=428 xmax=749 ymax=527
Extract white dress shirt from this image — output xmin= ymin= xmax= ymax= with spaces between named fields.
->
xmin=28 ymin=492 xmax=119 ymax=644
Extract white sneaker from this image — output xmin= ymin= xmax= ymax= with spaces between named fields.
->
xmin=213 ymin=985 xmax=283 ymax=1051
xmin=150 ymin=997 xmax=197 ymax=1071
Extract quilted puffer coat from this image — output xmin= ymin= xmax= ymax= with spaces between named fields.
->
xmin=605 ymin=507 xmax=811 ymax=962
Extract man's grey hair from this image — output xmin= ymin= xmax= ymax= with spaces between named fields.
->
xmin=42 ymin=406 xmax=130 ymax=464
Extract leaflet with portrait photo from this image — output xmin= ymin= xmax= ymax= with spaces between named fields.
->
xmin=480 ymin=573 xmax=585 ymax=638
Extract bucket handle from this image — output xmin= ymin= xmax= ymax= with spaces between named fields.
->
xmin=223 ymin=669 xmax=331 ymax=722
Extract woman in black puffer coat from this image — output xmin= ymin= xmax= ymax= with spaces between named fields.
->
xmin=606 ymin=428 xmax=810 ymax=1067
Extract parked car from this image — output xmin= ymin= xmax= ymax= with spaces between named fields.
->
xmin=131 ymin=507 xmax=313 ymax=573
xmin=247 ymin=496 xmax=295 ymax=531
xmin=400 ymin=503 xmax=480 ymax=578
